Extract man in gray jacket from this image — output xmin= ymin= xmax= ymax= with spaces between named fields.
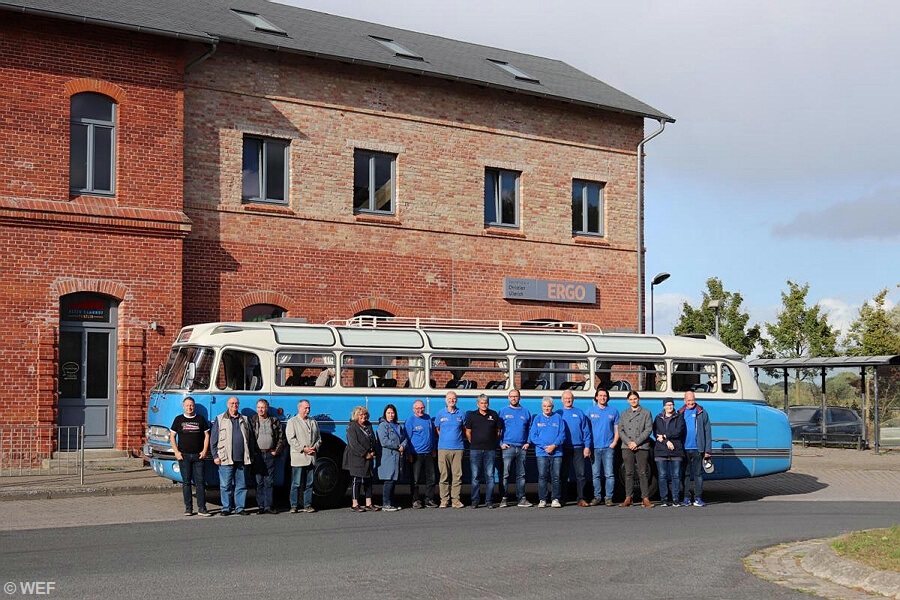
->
xmin=617 ymin=391 xmax=653 ymax=508
xmin=211 ymin=396 xmax=254 ymax=515
xmin=285 ymin=399 xmax=321 ymax=513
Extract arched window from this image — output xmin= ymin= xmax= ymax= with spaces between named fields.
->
xmin=70 ymin=93 xmax=116 ymax=195
xmin=242 ymin=304 xmax=286 ymax=322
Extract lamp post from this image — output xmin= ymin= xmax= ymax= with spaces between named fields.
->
xmin=650 ymin=272 xmax=670 ymax=334
xmin=707 ymin=298 xmax=722 ymax=339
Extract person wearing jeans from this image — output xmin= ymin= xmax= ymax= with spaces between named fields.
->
xmin=211 ymin=396 xmax=253 ymax=515
xmin=678 ymin=391 xmax=712 ymax=507
xmin=559 ymin=390 xmax=592 ymax=506
xmin=588 ymin=388 xmax=619 ymax=506
xmin=498 ymin=388 xmax=531 ymax=507
xmin=250 ymin=399 xmax=286 ymax=515
xmin=286 ymin=399 xmax=321 ymax=513
xmin=465 ymin=394 xmax=501 ymax=508
xmin=529 ymin=397 xmax=565 ymax=508
xmin=169 ymin=397 xmax=211 ymax=516
xmin=653 ymin=398 xmax=685 ymax=506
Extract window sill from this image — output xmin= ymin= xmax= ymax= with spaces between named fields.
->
xmin=242 ymin=202 xmax=294 ymax=216
xmin=355 ymin=213 xmax=401 ymax=226
xmin=573 ymin=235 xmax=609 ymax=246
xmin=69 ymin=192 xmax=117 ymax=206
xmin=484 ymin=226 xmax=525 ymax=239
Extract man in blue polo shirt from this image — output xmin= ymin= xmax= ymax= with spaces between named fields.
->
xmin=435 ymin=391 xmax=466 ymax=508
xmin=404 ymin=399 xmax=437 ymax=508
xmin=559 ymin=389 xmax=592 ymax=507
xmin=498 ymin=388 xmax=532 ymax=507
xmin=679 ymin=390 xmax=712 ymax=507
xmin=587 ymin=388 xmax=619 ymax=506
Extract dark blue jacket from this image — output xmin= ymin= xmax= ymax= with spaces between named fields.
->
xmin=653 ymin=412 xmax=685 ymax=459
xmin=678 ymin=403 xmax=712 ymax=454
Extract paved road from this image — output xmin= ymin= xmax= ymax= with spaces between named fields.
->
xmin=1 ymin=497 xmax=897 ymax=600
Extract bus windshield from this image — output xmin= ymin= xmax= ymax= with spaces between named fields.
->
xmin=158 ymin=346 xmax=214 ymax=391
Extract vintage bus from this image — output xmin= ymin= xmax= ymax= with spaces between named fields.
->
xmin=144 ymin=317 xmax=791 ymax=507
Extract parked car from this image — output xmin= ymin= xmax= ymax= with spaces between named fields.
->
xmin=878 ymin=416 xmax=900 ymax=446
xmin=789 ymin=405 xmax=864 ymax=446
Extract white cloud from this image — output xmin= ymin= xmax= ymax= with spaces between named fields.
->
xmin=648 ymin=292 xmax=692 ymax=335
xmin=819 ymin=297 xmax=857 ymax=337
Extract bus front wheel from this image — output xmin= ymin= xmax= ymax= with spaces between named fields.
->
xmin=313 ymin=444 xmax=348 ymax=509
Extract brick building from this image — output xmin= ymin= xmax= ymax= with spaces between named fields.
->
xmin=0 ymin=0 xmax=671 ymax=453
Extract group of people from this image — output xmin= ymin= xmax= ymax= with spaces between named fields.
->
xmin=168 ymin=388 xmax=712 ymax=516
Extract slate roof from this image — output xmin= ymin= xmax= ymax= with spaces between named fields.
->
xmin=1 ymin=0 xmax=673 ymax=122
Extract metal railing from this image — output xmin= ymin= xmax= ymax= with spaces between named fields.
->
xmin=0 ymin=425 xmax=84 ymax=484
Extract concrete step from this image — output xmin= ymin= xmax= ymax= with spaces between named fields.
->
xmin=42 ymin=451 xmax=145 ymax=471
xmin=50 ymin=449 xmax=130 ymax=460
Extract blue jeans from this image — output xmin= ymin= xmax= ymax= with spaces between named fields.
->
xmin=656 ymin=459 xmax=682 ymax=503
xmin=591 ymin=447 xmax=615 ymax=501
xmin=254 ymin=452 xmax=277 ymax=511
xmin=290 ymin=464 xmax=315 ymax=509
xmin=536 ymin=455 xmax=562 ymax=502
xmin=501 ymin=445 xmax=527 ymax=501
xmin=469 ymin=449 xmax=496 ymax=505
xmin=178 ymin=452 xmax=207 ymax=513
xmin=561 ymin=446 xmax=587 ymax=502
xmin=382 ymin=479 xmax=397 ymax=507
xmin=219 ymin=462 xmax=248 ymax=513
xmin=682 ymin=450 xmax=704 ymax=500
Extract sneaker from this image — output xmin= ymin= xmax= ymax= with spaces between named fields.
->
xmin=487 ymin=503 xmax=498 ymax=509
xmin=499 ymin=496 xmax=508 ymax=507
xmin=219 ymin=511 xmax=232 ymax=517
xmin=470 ymin=503 xmax=479 ymax=509
xmin=412 ymin=500 xmax=423 ymax=509
xmin=693 ymin=498 xmax=706 ymax=507
xmin=589 ymin=498 xmax=602 ymax=507
xmin=382 ymin=505 xmax=399 ymax=512
xmin=439 ymin=501 xmax=449 ymax=508
xmin=289 ymin=507 xmax=299 ymax=514
xmin=517 ymin=498 xmax=533 ymax=507
xmin=424 ymin=499 xmax=439 ymax=508
xmin=268 ymin=508 xmax=278 ymax=515
xmin=538 ymin=500 xmax=548 ymax=508
xmin=303 ymin=506 xmax=316 ymax=513
xmin=184 ymin=510 xmax=193 ymax=516
xmin=237 ymin=510 xmax=251 ymax=516
xmin=605 ymin=498 xmax=614 ymax=507
xmin=451 ymin=499 xmax=465 ymax=509
xmin=551 ymin=499 xmax=562 ymax=508
xmin=681 ymin=498 xmax=692 ymax=507
xmin=662 ymin=501 xmax=672 ymax=507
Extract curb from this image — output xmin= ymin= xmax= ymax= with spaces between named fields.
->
xmin=0 ymin=483 xmax=179 ymax=502
xmin=803 ymin=537 xmax=900 ymax=600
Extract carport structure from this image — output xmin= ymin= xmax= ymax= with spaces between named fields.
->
xmin=748 ymin=355 xmax=900 ymax=453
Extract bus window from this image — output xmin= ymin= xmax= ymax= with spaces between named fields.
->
xmin=276 ymin=352 xmax=335 ymax=387
xmin=514 ymin=358 xmax=589 ymax=391
xmin=594 ymin=361 xmax=666 ymax=393
xmin=721 ymin=363 xmax=738 ymax=394
xmin=215 ymin=349 xmax=263 ymax=391
xmin=430 ymin=357 xmax=508 ymax=390
xmin=672 ymin=361 xmax=717 ymax=393
xmin=159 ymin=346 xmax=214 ymax=391
xmin=341 ymin=354 xmax=426 ymax=388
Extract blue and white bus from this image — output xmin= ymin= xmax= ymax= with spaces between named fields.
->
xmin=144 ymin=317 xmax=791 ymax=507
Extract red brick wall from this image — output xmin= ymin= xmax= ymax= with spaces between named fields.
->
xmin=184 ymin=45 xmax=642 ymax=329
xmin=0 ymin=15 xmax=188 ymax=451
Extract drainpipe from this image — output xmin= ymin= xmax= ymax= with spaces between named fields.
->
xmin=185 ymin=41 xmax=218 ymax=72
xmin=636 ymin=119 xmax=666 ymax=333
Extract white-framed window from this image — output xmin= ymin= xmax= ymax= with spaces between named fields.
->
xmin=484 ymin=168 xmax=520 ymax=227
xmin=70 ymin=93 xmax=116 ymax=195
xmin=572 ymin=179 xmax=604 ymax=236
xmin=353 ymin=150 xmax=396 ymax=214
xmin=242 ymin=136 xmax=289 ymax=204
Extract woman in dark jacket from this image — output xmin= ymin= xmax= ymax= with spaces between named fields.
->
xmin=343 ymin=405 xmax=379 ymax=512
xmin=653 ymin=398 xmax=685 ymax=506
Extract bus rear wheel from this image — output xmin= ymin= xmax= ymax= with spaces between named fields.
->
xmin=312 ymin=444 xmax=348 ymax=509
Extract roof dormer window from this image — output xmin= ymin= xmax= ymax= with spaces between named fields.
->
xmin=487 ymin=59 xmax=539 ymax=84
xmin=231 ymin=9 xmax=288 ymax=36
xmin=370 ymin=36 xmax=424 ymax=60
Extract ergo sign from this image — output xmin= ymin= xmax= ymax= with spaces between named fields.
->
xmin=503 ymin=278 xmax=597 ymax=305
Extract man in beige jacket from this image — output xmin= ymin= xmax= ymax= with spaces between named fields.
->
xmin=285 ymin=399 xmax=321 ymax=513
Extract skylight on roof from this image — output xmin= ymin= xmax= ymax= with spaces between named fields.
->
xmin=487 ymin=59 xmax=539 ymax=84
xmin=370 ymin=36 xmax=424 ymax=60
xmin=231 ymin=9 xmax=287 ymax=36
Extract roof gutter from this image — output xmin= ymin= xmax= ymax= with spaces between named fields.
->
xmin=185 ymin=40 xmax=218 ymax=72
xmin=636 ymin=118 xmax=667 ymax=333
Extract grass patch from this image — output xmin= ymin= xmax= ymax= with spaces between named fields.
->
xmin=832 ymin=526 xmax=900 ymax=572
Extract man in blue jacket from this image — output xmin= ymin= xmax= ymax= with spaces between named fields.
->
xmin=498 ymin=388 xmax=532 ymax=507
xmin=529 ymin=396 xmax=565 ymax=508
xmin=559 ymin=390 xmax=592 ymax=507
xmin=404 ymin=399 xmax=437 ymax=508
xmin=678 ymin=390 xmax=712 ymax=507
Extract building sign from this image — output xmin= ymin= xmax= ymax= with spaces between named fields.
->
xmin=503 ymin=278 xmax=597 ymax=305
xmin=60 ymin=294 xmax=111 ymax=323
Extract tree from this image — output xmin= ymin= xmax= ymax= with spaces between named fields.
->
xmin=672 ymin=277 xmax=761 ymax=356
xmin=759 ymin=280 xmax=838 ymax=405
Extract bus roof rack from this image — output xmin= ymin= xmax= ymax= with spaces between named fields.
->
xmin=328 ymin=316 xmax=602 ymax=333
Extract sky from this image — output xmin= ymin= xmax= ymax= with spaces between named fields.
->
xmin=279 ymin=0 xmax=900 ymax=342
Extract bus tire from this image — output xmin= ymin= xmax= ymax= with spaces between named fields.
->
xmin=312 ymin=440 xmax=349 ymax=509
